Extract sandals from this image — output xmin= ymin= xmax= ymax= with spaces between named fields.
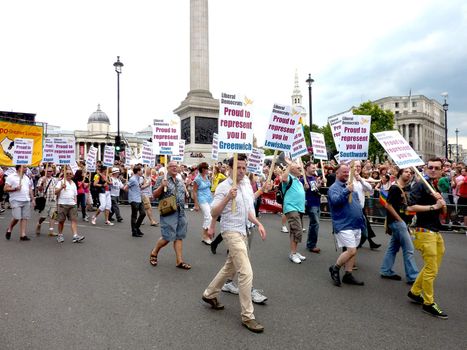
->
xmin=176 ymin=262 xmax=192 ymax=270
xmin=149 ymin=254 xmax=158 ymax=266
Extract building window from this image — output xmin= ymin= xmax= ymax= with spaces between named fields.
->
xmin=195 ymin=116 xmax=217 ymax=144
xmin=395 ymin=111 xmax=399 ymax=114
xmin=181 ymin=118 xmax=191 ymax=144
xmin=395 ymin=102 xmax=399 ymax=108
xmin=403 ymin=102 xmax=408 ymax=108
xmin=412 ymin=101 xmax=417 ymax=107
xmin=412 ymin=110 xmax=417 ymax=113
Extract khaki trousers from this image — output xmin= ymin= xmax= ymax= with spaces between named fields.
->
xmin=203 ymin=231 xmax=254 ymax=321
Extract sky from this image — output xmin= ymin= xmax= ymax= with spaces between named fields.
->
xmin=1 ymin=0 xmax=466 ymax=149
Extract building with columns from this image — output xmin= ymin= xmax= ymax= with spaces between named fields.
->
xmin=46 ymin=105 xmax=151 ymax=161
xmin=373 ymin=95 xmax=446 ymax=161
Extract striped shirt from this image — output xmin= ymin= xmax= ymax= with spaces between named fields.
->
xmin=37 ymin=176 xmax=58 ymax=202
xmin=213 ymin=177 xmax=254 ymax=236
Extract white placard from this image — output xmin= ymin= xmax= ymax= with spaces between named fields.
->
xmin=339 ymin=114 xmax=371 ymax=161
xmin=171 ymin=139 xmax=185 ymax=162
xmin=264 ymin=103 xmax=297 ymax=152
xmin=13 ymin=138 xmax=34 ymax=165
xmin=211 ymin=133 xmax=219 ymax=160
xmin=103 ymin=145 xmax=115 ymax=167
xmin=152 ymin=117 xmax=180 ymax=155
xmin=309 ymin=132 xmax=328 ymax=160
xmin=373 ymin=130 xmax=424 ymax=168
xmin=328 ymin=113 xmax=345 ymax=151
xmin=290 ymin=125 xmax=308 ymax=160
xmin=218 ymin=92 xmax=254 ymax=153
xmin=86 ymin=146 xmax=98 ymax=172
xmin=42 ymin=137 xmax=55 ymax=163
xmin=70 ymin=161 xmax=80 ymax=175
xmin=53 ymin=137 xmax=75 ymax=165
xmin=125 ymin=147 xmax=132 ymax=168
xmin=247 ymin=148 xmax=265 ymax=175
xmin=142 ymin=141 xmax=154 ymax=165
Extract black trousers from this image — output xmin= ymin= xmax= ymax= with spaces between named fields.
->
xmin=130 ymin=202 xmax=146 ymax=233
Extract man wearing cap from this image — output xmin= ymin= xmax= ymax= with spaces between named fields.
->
xmin=109 ymin=167 xmax=124 ymax=223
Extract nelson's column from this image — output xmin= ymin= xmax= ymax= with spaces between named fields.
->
xmin=174 ymin=0 xmax=219 ymax=163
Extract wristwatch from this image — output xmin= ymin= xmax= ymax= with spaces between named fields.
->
xmin=429 ymin=205 xmax=434 ymax=211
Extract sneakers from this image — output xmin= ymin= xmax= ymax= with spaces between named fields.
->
xmin=422 ymin=303 xmax=448 ymax=319
xmin=57 ymin=234 xmax=65 ymax=243
xmin=407 ymin=291 xmax=424 ymax=305
xmin=342 ymin=273 xmax=364 ymax=286
xmin=222 ymin=281 xmax=239 ymax=295
xmin=251 ymin=288 xmax=268 ymax=304
xmin=83 ymin=216 xmax=89 ymax=222
xmin=329 ymin=265 xmax=341 ymax=286
xmin=105 ymin=221 xmax=114 ymax=226
xmin=242 ymin=319 xmax=264 ymax=333
xmin=289 ymin=253 xmax=301 ymax=264
xmin=19 ymin=236 xmax=31 ymax=241
xmin=295 ymin=252 xmax=306 ymax=261
xmin=48 ymin=230 xmax=58 ymax=237
xmin=91 ymin=216 xmax=97 ymax=225
xmin=72 ymin=234 xmax=85 ymax=243
xmin=281 ymin=226 xmax=289 ymax=233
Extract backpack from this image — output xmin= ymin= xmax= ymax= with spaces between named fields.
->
xmin=276 ymin=177 xmax=293 ymax=205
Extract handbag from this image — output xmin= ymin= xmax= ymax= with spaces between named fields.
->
xmin=158 ymin=195 xmax=177 ymax=217
xmin=35 ymin=179 xmax=52 ymax=212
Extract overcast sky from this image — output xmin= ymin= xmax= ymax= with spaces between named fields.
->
xmin=1 ymin=0 xmax=466 ymax=147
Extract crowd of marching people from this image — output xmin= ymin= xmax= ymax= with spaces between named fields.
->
xmin=1 ymin=155 xmax=466 ymax=331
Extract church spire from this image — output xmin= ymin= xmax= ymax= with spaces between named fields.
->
xmin=291 ymin=69 xmax=302 ymax=105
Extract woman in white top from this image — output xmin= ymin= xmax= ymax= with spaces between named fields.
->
xmin=4 ymin=165 xmax=35 ymax=241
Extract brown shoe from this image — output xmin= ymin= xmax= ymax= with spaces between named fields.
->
xmin=310 ymin=247 xmax=321 ymax=254
xmin=242 ymin=319 xmax=264 ymax=333
xmin=202 ymin=296 xmax=224 ymax=310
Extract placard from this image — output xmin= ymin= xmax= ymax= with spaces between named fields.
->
xmin=152 ymin=117 xmax=180 ymax=155
xmin=86 ymin=146 xmax=98 ymax=172
xmin=328 ymin=113 xmax=345 ymax=151
xmin=70 ymin=161 xmax=80 ymax=175
xmin=309 ymin=132 xmax=328 ymax=160
xmin=53 ymin=137 xmax=75 ymax=165
xmin=264 ymin=103 xmax=297 ymax=152
xmin=171 ymin=139 xmax=185 ymax=162
xmin=373 ymin=130 xmax=424 ymax=168
xmin=290 ymin=126 xmax=308 ymax=160
xmin=13 ymin=138 xmax=34 ymax=165
xmin=124 ymin=147 xmax=132 ymax=168
xmin=142 ymin=141 xmax=154 ymax=165
xmin=218 ymin=93 xmax=253 ymax=153
xmin=338 ymin=114 xmax=371 ymax=161
xmin=42 ymin=137 xmax=55 ymax=163
xmin=103 ymin=145 xmax=115 ymax=167
xmin=247 ymin=148 xmax=265 ymax=175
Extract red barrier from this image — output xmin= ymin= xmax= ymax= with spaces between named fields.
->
xmin=259 ymin=191 xmax=282 ymax=214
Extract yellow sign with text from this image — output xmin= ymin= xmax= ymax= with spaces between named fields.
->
xmin=0 ymin=121 xmax=43 ymax=166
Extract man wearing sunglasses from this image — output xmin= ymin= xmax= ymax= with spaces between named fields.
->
xmin=406 ymin=158 xmax=447 ymax=319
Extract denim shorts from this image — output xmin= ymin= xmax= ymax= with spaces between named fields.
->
xmin=160 ymin=209 xmax=187 ymax=241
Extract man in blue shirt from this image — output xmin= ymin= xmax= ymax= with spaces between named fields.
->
xmin=281 ymin=159 xmax=306 ymax=264
xmin=126 ymin=165 xmax=146 ymax=237
xmin=328 ymin=164 xmax=366 ymax=286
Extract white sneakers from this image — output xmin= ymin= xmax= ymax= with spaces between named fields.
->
xmin=281 ymin=226 xmax=289 ymax=233
xmin=289 ymin=252 xmax=306 ymax=264
xmin=221 ymin=281 xmax=239 ymax=294
xmin=221 ymin=281 xmax=268 ymax=304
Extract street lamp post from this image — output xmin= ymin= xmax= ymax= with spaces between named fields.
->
xmin=113 ymin=56 xmax=124 ymax=148
xmin=441 ymin=92 xmax=448 ymax=159
xmin=306 ymin=74 xmax=314 ymax=129
xmin=455 ymin=128 xmax=459 ymax=163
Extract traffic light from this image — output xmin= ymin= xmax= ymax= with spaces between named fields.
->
xmin=115 ymin=135 xmax=121 ymax=152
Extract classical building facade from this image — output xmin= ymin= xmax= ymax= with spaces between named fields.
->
xmin=46 ymin=105 xmax=151 ymax=162
xmin=373 ymin=95 xmax=446 ymax=161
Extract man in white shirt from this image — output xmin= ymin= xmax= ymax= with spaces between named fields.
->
xmin=202 ymin=154 xmax=267 ymax=333
xmin=4 ymin=165 xmax=35 ymax=241
xmin=55 ymin=169 xmax=84 ymax=243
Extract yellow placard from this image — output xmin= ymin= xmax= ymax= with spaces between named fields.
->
xmin=0 ymin=121 xmax=43 ymax=166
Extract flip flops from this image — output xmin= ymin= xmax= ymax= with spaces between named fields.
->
xmin=176 ymin=262 xmax=192 ymax=270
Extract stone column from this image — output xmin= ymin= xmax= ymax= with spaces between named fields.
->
xmin=402 ymin=124 xmax=407 ymax=140
xmin=190 ymin=0 xmax=211 ymax=96
xmin=414 ymin=124 xmax=419 ymax=151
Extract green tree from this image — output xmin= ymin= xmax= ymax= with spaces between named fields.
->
xmin=352 ymin=101 xmax=395 ymax=163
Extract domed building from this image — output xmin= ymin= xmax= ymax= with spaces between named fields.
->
xmin=87 ymin=104 xmax=110 ymax=134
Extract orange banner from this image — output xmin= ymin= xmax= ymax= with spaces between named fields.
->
xmin=0 ymin=121 xmax=43 ymax=166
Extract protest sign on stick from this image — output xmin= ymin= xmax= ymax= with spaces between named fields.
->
xmin=290 ymin=126 xmax=308 ymax=160
xmin=43 ymin=137 xmax=55 ymax=163
xmin=328 ymin=113 xmax=344 ymax=152
xmin=103 ymin=145 xmax=115 ymax=168
xmin=309 ymin=132 xmax=328 ymax=161
xmin=53 ymin=138 xmax=75 ymax=165
xmin=264 ymin=103 xmax=296 ymax=152
xmin=152 ymin=117 xmax=180 ymax=155
xmin=339 ymin=114 xmax=371 ymax=162
xmin=141 ymin=141 xmax=154 ymax=166
xmin=13 ymin=138 xmax=34 ymax=165
xmin=171 ymin=139 xmax=185 ymax=162
xmin=86 ymin=146 xmax=98 ymax=172
xmin=211 ymin=133 xmax=219 ymax=161
xmin=247 ymin=148 xmax=265 ymax=175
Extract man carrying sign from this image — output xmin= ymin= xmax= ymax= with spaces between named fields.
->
xmin=406 ymin=158 xmax=448 ymax=319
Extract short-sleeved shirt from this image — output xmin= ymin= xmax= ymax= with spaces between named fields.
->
xmin=408 ymin=181 xmax=441 ymax=232
xmin=301 ymin=175 xmax=321 ymax=207
xmin=127 ymin=175 xmax=142 ymax=203
xmin=194 ymin=174 xmax=213 ymax=204
xmin=282 ymin=174 xmax=305 ymax=214
xmin=154 ymin=175 xmax=186 ymax=208
xmin=56 ymin=180 xmax=77 ymax=205
xmin=37 ymin=176 xmax=58 ymax=202
xmin=386 ymin=184 xmax=411 ymax=224
xmin=6 ymin=173 xmax=31 ymax=202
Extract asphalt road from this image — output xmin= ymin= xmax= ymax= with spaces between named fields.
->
xmin=0 ymin=206 xmax=466 ymax=350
